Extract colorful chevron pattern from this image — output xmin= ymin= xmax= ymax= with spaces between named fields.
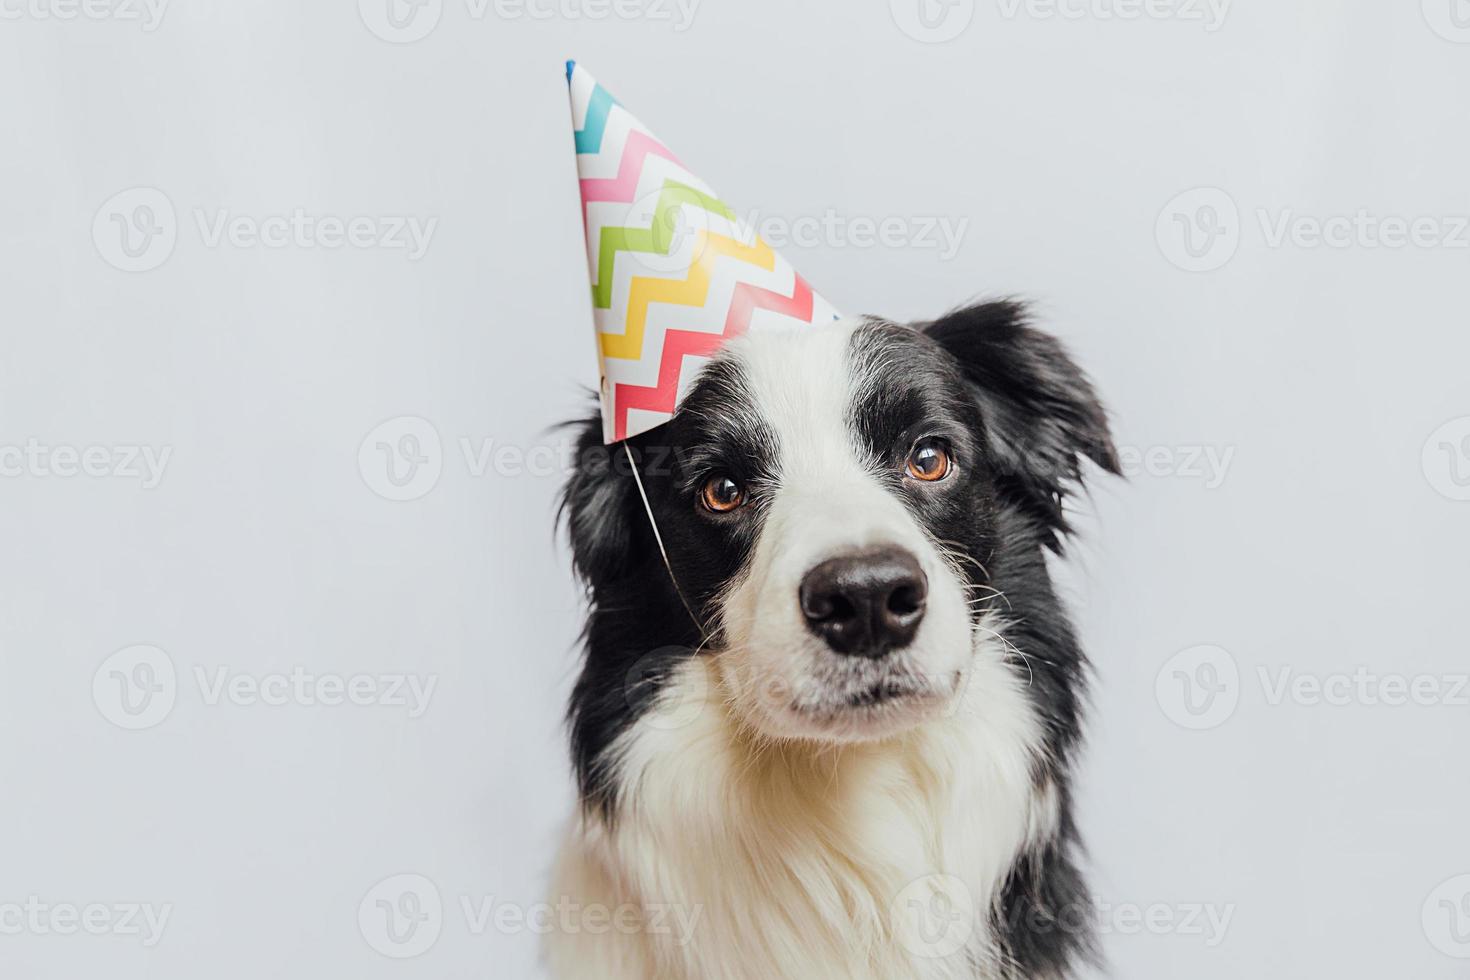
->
xmin=566 ymin=60 xmax=840 ymax=443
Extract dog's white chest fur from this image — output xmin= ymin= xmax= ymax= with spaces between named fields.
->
xmin=545 ymin=636 xmax=1051 ymax=980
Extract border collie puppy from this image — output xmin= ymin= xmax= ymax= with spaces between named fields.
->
xmin=547 ymin=300 xmax=1118 ymax=979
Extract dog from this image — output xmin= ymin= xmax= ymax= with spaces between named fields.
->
xmin=545 ymin=299 xmax=1118 ymax=979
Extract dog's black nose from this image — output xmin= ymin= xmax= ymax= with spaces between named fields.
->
xmin=799 ymin=548 xmax=928 ymax=657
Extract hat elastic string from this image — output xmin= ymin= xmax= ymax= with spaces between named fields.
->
xmin=622 ymin=442 xmax=710 ymax=643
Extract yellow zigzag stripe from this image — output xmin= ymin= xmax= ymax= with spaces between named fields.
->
xmin=600 ymin=231 xmax=775 ymax=361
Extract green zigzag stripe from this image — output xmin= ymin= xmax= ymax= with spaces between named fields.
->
xmin=592 ymin=179 xmax=735 ymax=310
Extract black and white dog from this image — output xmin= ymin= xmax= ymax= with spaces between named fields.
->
xmin=547 ymin=300 xmax=1118 ymax=979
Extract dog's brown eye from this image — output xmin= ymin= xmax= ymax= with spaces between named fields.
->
xmin=700 ymin=475 xmax=745 ymax=513
xmin=906 ymin=440 xmax=951 ymax=482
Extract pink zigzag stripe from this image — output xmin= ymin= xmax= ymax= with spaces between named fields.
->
xmin=578 ymin=130 xmax=683 ymax=222
xmin=612 ymin=274 xmax=817 ymax=441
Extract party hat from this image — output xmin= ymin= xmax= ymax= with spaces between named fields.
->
xmin=566 ymin=61 xmax=841 ymax=443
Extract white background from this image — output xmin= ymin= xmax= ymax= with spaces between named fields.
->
xmin=3 ymin=1 xmax=1469 ymax=977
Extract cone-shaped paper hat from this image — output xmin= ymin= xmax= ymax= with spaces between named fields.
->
xmin=566 ymin=61 xmax=841 ymax=443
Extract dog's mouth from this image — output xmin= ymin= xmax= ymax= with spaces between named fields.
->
xmin=841 ymin=677 xmax=934 ymax=709
xmin=785 ymin=669 xmax=964 ymax=737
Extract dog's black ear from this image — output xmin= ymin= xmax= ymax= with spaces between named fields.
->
xmin=558 ymin=411 xmax=643 ymax=586
xmin=926 ymin=300 xmax=1119 ymax=548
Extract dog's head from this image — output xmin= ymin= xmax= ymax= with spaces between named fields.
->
xmin=562 ymin=301 xmax=1116 ymax=763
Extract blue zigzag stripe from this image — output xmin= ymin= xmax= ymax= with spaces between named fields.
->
xmin=570 ymin=69 xmax=618 ymax=154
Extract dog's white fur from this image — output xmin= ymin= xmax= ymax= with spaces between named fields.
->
xmin=714 ymin=325 xmax=978 ymax=744
xmin=546 ymin=323 xmax=1054 ymax=979
xmin=546 ymin=645 xmax=1052 ymax=979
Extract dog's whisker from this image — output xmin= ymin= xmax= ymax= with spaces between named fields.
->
xmin=964 ymin=586 xmax=1014 ymax=615
xmin=972 ymin=621 xmax=1038 ymax=689
xmin=931 ymin=537 xmax=994 ymax=579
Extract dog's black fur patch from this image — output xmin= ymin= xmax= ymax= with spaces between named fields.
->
xmin=559 ymin=299 xmax=1117 ymax=978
